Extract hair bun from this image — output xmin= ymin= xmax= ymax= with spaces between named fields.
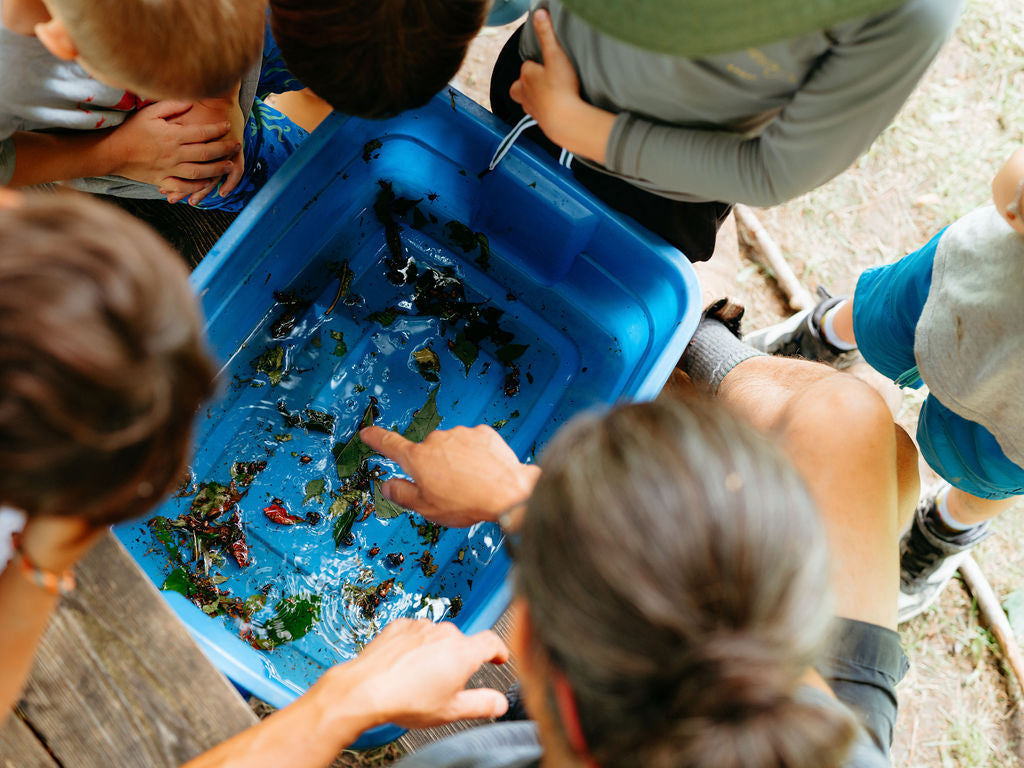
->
xmin=674 ymin=634 xmax=793 ymax=722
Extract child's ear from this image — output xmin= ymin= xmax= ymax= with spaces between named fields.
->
xmin=35 ymin=17 xmax=78 ymax=61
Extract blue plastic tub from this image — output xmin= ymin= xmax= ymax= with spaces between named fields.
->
xmin=115 ymin=89 xmax=700 ymax=747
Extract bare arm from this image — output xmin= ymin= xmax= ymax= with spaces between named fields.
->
xmin=0 ymin=517 xmax=102 ymax=712
xmin=182 ymin=620 xmax=509 ymax=768
xmin=6 ymin=101 xmax=238 ymax=190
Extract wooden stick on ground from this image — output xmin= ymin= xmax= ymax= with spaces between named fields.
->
xmin=959 ymin=554 xmax=1024 ymax=690
xmin=733 ymin=204 xmax=815 ymax=311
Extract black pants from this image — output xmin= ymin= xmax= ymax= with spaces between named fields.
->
xmin=488 ymin=27 xmax=731 ymax=263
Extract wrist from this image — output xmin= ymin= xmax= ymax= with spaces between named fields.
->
xmin=552 ymin=101 xmax=615 ymax=165
xmin=92 ymin=128 xmax=123 ymax=177
xmin=489 ymin=463 xmax=541 ymax=527
xmin=312 ymin=662 xmax=391 ymax=737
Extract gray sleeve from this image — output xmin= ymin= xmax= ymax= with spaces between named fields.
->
xmin=393 ymin=723 xmax=541 ymax=768
xmin=603 ymin=0 xmax=963 ymax=206
xmin=0 ymin=136 xmax=14 ymax=185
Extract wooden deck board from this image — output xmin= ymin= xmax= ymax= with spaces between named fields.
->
xmin=0 ymin=711 xmax=60 ymax=768
xmin=11 ymin=533 xmax=257 ymax=768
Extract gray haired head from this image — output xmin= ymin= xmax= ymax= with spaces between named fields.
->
xmin=517 ymin=397 xmax=855 ymax=768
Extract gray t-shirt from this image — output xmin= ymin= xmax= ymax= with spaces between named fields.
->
xmin=393 ymin=687 xmax=887 ymax=768
xmin=916 ymin=205 xmax=1024 ymax=468
xmin=519 ymin=0 xmax=961 ymax=206
xmin=0 ymin=20 xmax=259 ymax=196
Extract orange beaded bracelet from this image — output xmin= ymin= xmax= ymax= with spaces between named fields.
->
xmin=11 ymin=532 xmax=75 ymax=596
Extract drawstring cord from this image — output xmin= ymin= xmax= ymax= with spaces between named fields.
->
xmin=488 ymin=115 xmax=574 ymax=173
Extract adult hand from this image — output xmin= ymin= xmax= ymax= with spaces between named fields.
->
xmin=106 ymin=101 xmax=238 ymax=199
xmin=18 ymin=516 xmax=104 ymax=574
xmin=509 ymin=9 xmax=615 ymax=163
xmin=336 ymin=619 xmax=510 ymax=728
xmin=360 ymin=425 xmax=541 ymax=527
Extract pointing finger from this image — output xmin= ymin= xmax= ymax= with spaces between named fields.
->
xmin=361 ymin=425 xmax=416 ymax=466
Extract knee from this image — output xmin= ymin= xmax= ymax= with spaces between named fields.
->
xmin=792 ymin=372 xmax=897 ymax=450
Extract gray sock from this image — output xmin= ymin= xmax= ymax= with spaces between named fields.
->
xmin=679 ymin=318 xmax=766 ymax=394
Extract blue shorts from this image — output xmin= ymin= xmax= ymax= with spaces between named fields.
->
xmin=852 ymin=231 xmax=1024 ymax=500
xmin=192 ymin=24 xmax=309 ymax=213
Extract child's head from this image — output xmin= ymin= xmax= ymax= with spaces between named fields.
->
xmin=0 ymin=194 xmax=217 ymax=527
xmin=269 ymin=0 xmax=488 ymax=118
xmin=993 ymin=147 xmax=1024 ymax=235
xmin=36 ymin=0 xmax=265 ymax=99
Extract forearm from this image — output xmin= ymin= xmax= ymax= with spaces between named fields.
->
xmin=600 ymin=0 xmax=961 ymax=206
xmin=181 ymin=665 xmax=380 ymax=768
xmin=7 ymin=130 xmax=119 ymax=187
xmin=0 ymin=562 xmax=60 ymax=711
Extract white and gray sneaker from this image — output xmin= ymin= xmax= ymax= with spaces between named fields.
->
xmin=898 ymin=487 xmax=992 ymax=623
xmin=744 ymin=286 xmax=858 ymax=368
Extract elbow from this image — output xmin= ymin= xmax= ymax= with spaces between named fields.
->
xmin=736 ymin=141 xmax=835 ymax=207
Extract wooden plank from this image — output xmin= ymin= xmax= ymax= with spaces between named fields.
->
xmin=15 ymin=533 xmax=257 ymax=768
xmin=0 ymin=711 xmax=59 ymax=768
xmin=397 ymin=610 xmax=518 ymax=752
xmin=98 ymin=196 xmax=237 ymax=269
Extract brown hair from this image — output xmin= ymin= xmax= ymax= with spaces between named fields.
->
xmin=46 ymin=0 xmax=265 ymax=98
xmin=517 ymin=399 xmax=856 ymax=768
xmin=269 ymin=0 xmax=487 ymax=118
xmin=0 ymin=195 xmax=217 ymax=525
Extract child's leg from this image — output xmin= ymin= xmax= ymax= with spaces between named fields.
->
xmin=747 ymin=227 xmax=946 ymax=368
xmin=946 ymin=489 xmax=1018 ymax=526
xmin=898 ymin=393 xmax=1024 ymax=620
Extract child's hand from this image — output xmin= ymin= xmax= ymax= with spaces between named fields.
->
xmin=509 ymin=9 xmax=616 ymax=164
xmin=167 ymin=89 xmax=246 ymax=205
xmin=106 ymin=101 xmax=239 ymax=196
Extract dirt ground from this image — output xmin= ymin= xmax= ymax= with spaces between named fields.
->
xmin=450 ymin=2 xmax=1024 ymax=766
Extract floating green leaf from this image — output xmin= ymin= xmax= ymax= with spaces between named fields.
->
xmin=413 ymin=345 xmax=440 ymax=383
xmin=249 ymin=594 xmax=322 ymax=650
xmin=403 ymin=387 xmax=441 ymax=443
xmin=492 ymin=419 xmax=509 ymax=430
xmin=475 ymin=233 xmax=491 ymax=271
xmin=251 ymin=346 xmax=285 ymax=386
xmin=373 ymin=479 xmax=408 ymax=520
xmin=361 ymin=138 xmax=382 ymax=162
xmin=274 ymin=433 xmax=292 ymax=443
xmin=302 ymin=409 xmax=336 ymax=434
xmin=162 ymin=567 xmax=191 ymax=597
xmin=245 ymin=594 xmax=267 ymax=616
xmin=332 ymin=506 xmax=358 ymax=548
xmin=497 ymin=344 xmax=528 ymax=364
xmin=368 ymin=309 xmax=399 ymax=327
xmin=332 ymin=401 xmax=379 ymax=480
xmin=304 ymin=478 xmax=326 ymax=505
xmin=330 ymin=330 xmax=347 ymax=357
xmin=150 ymin=517 xmax=181 ymax=559
xmin=449 ymin=333 xmax=477 ymax=375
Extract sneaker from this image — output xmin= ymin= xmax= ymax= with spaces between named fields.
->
xmin=744 ymin=287 xmax=855 ymax=366
xmin=898 ymin=488 xmax=991 ymax=623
